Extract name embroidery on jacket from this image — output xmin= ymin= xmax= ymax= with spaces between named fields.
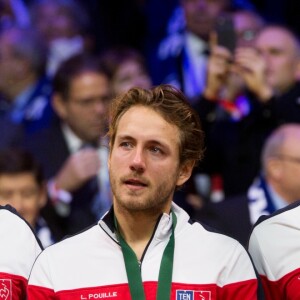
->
xmin=80 ymin=291 xmax=117 ymax=299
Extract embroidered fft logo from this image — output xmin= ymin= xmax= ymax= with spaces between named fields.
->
xmin=176 ymin=290 xmax=211 ymax=300
xmin=0 ymin=279 xmax=11 ymax=300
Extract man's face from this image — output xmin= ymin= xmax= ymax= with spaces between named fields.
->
xmin=255 ymin=27 xmax=300 ymax=94
xmin=181 ymin=0 xmax=228 ymax=40
xmin=0 ymin=173 xmax=45 ymax=227
xmin=274 ymin=130 xmax=300 ymax=203
xmin=109 ymin=106 xmax=190 ymax=213
xmin=55 ymin=71 xmax=111 ymax=143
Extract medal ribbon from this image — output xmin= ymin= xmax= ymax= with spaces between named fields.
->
xmin=114 ymin=211 xmax=177 ymax=300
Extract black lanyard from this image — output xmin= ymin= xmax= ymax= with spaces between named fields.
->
xmin=114 ymin=211 xmax=177 ymax=300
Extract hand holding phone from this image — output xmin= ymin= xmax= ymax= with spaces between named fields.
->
xmin=214 ymin=15 xmax=236 ymax=54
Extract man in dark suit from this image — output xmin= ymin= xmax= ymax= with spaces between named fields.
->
xmin=23 ymin=54 xmax=112 ymax=238
xmin=149 ymin=0 xmax=231 ymax=103
xmin=195 ymin=124 xmax=300 ymax=247
xmin=0 ymin=119 xmax=23 ymax=150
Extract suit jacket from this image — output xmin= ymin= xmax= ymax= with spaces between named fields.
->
xmin=8 ymin=76 xmax=55 ymax=134
xmin=150 ymin=31 xmax=208 ymax=101
xmin=194 ymin=176 xmax=283 ymax=247
xmin=258 ymin=81 xmax=300 ymax=124
xmin=193 ymin=94 xmax=273 ymax=197
xmin=0 ymin=118 xmax=24 ymax=150
xmin=23 ymin=120 xmax=101 ymax=238
xmin=195 ymin=194 xmax=252 ymax=247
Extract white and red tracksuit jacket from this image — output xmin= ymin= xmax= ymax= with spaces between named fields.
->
xmin=248 ymin=200 xmax=300 ymax=300
xmin=0 ymin=205 xmax=43 ymax=300
xmin=28 ymin=202 xmax=262 ymax=299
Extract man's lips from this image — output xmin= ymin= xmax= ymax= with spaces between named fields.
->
xmin=124 ymin=179 xmax=148 ymax=187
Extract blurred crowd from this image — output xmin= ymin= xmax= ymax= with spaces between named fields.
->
xmin=0 ymin=0 xmax=300 ymax=250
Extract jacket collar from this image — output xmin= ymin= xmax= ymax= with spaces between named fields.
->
xmin=99 ymin=202 xmax=189 ymax=244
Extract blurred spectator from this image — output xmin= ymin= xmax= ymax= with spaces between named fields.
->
xmin=177 ymin=9 xmax=265 ymax=210
xmin=195 ymin=123 xmax=300 ymax=247
xmin=240 ymin=25 xmax=300 ymax=117
xmin=100 ymin=46 xmax=152 ymax=96
xmin=197 ymin=9 xmax=265 ymax=124
xmin=0 ymin=148 xmax=56 ymax=247
xmin=0 ymin=26 xmax=55 ymax=135
xmin=193 ymin=23 xmax=300 ymax=201
xmin=150 ymin=0 xmax=231 ymax=102
xmin=29 ymin=0 xmax=92 ymax=76
xmin=23 ymin=54 xmax=112 ymax=237
xmin=0 ymin=204 xmax=42 ymax=299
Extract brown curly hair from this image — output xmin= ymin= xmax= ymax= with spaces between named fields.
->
xmin=108 ymin=84 xmax=205 ymax=166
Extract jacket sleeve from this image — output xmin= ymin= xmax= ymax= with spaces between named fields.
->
xmin=249 ymin=222 xmax=300 ymax=300
xmin=0 ymin=205 xmax=43 ymax=299
xmin=218 ymin=241 xmax=265 ymax=300
xmin=27 ymin=249 xmax=58 ymax=300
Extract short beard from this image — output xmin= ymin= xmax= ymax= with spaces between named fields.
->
xmin=111 ymin=173 xmax=178 ymax=214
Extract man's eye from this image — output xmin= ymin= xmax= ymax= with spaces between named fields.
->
xmin=120 ymin=142 xmax=132 ymax=148
xmin=150 ymin=146 xmax=162 ymax=154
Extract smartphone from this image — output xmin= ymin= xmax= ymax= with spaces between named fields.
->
xmin=214 ymin=15 xmax=236 ymax=53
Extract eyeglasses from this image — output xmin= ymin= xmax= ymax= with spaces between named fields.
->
xmin=274 ymin=154 xmax=300 ymax=165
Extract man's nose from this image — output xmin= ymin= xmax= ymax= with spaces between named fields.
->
xmin=130 ymin=148 xmax=146 ymax=172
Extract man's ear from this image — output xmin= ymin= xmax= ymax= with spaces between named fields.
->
xmin=52 ymin=94 xmax=67 ymax=119
xmin=176 ymin=161 xmax=195 ymax=187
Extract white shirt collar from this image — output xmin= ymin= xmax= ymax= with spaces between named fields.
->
xmin=267 ymin=183 xmax=289 ymax=210
xmin=182 ymin=32 xmax=208 ymax=100
xmin=185 ymin=31 xmax=208 ymax=57
xmin=61 ymin=123 xmax=83 ymax=154
xmin=61 ymin=123 xmax=108 ymax=153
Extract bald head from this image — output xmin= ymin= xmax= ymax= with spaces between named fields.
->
xmin=257 ymin=26 xmax=300 ymax=55
xmin=262 ymin=124 xmax=300 ymax=203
